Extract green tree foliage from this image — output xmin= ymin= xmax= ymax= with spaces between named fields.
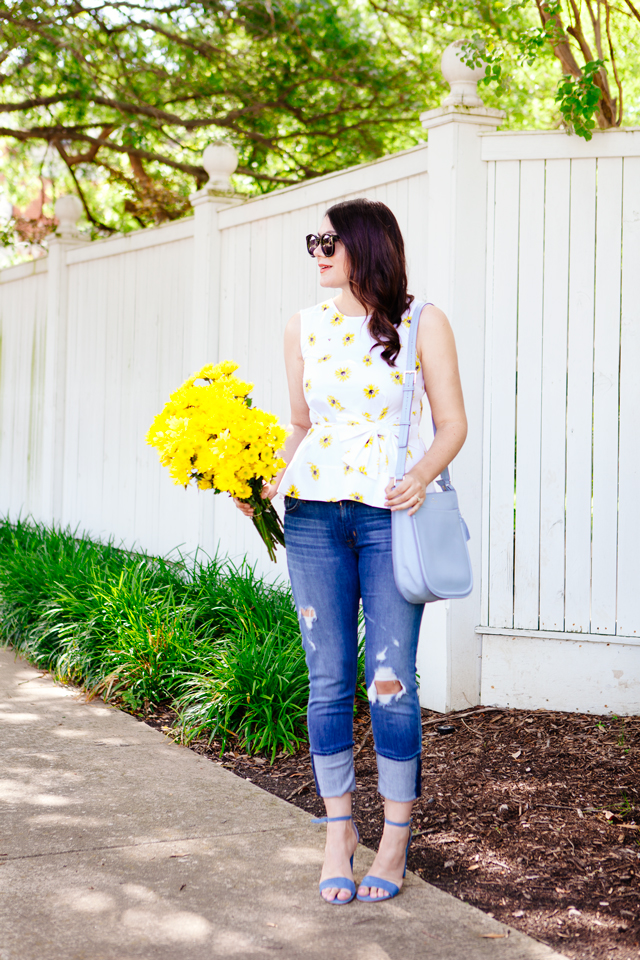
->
xmin=460 ymin=0 xmax=640 ymax=140
xmin=0 ymin=1 xmax=638 ymax=238
xmin=0 ymin=0 xmax=445 ymax=231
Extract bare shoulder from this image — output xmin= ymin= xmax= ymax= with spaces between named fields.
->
xmin=416 ymin=303 xmax=458 ymax=369
xmin=419 ymin=303 xmax=450 ymax=331
xmin=284 ymin=311 xmax=302 ymax=350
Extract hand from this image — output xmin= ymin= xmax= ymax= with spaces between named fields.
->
xmin=384 ymin=473 xmax=426 ymax=516
xmin=233 ymin=482 xmax=278 ymax=518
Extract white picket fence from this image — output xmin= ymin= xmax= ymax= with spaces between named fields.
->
xmin=1 ymin=61 xmax=639 ymax=715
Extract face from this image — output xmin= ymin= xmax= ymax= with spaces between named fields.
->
xmin=314 ymin=215 xmax=350 ymax=289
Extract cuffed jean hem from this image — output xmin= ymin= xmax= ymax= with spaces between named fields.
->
xmin=376 ymin=752 xmax=422 ymax=802
xmin=311 ymin=749 xmax=357 ymax=798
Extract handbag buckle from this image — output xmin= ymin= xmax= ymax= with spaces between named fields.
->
xmin=403 ymin=370 xmax=416 ymax=385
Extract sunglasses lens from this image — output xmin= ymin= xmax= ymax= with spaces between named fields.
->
xmin=306 ymin=234 xmax=319 ymax=256
xmin=320 ymin=236 xmax=335 ymax=256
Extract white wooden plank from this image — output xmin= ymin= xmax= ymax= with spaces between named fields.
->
xmin=617 ymin=157 xmax=640 ymax=638
xmin=513 ymin=160 xmax=545 ymax=629
xmin=219 ymin=144 xmax=429 ymax=228
xmin=481 ymin=633 xmax=640 ymax=714
xmin=404 ymin=173 xmax=429 ymax=297
xmin=66 ymin=216 xmax=195 ymax=265
xmin=487 ymin=160 xmax=520 ymax=628
xmin=61 ymin=263 xmax=82 ymax=529
xmin=481 ymin=129 xmax=640 ymax=162
xmin=478 ymin=625 xmax=640 ymax=646
xmin=480 ymin=161 xmax=496 ymax=626
xmin=564 ymin=159 xmax=597 ymax=633
xmin=539 ymin=159 xmax=571 ymax=631
xmin=591 ymin=158 xmax=623 ymax=634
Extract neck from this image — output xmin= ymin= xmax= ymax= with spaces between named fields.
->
xmin=332 ymin=286 xmax=367 ymax=317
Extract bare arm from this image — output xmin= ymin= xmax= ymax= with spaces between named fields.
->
xmin=235 ymin=312 xmax=310 ymax=516
xmin=385 ymin=304 xmax=467 ymax=514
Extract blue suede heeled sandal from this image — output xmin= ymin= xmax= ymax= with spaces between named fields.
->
xmin=356 ymin=817 xmax=412 ymax=903
xmin=312 ymin=815 xmax=360 ymax=905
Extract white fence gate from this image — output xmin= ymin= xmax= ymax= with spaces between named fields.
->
xmin=1 ymin=67 xmax=639 ymax=715
xmin=479 ymin=133 xmax=640 ymax=713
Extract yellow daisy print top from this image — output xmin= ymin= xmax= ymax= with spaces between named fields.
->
xmin=279 ymin=298 xmax=432 ymax=509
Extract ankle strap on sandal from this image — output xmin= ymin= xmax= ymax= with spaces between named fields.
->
xmin=385 ymin=818 xmax=411 ymax=828
xmin=312 ymin=815 xmax=352 ymax=823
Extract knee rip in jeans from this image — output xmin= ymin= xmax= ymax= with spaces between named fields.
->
xmin=299 ymin=606 xmax=318 ymax=650
xmin=367 ymin=666 xmax=406 ymax=705
xmin=300 ymin=606 xmax=317 ymax=629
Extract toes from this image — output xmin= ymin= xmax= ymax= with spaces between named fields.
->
xmin=337 ymin=888 xmax=352 ymax=901
xmin=322 ymin=887 xmax=338 ymax=902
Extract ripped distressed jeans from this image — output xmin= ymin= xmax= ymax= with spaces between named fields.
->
xmin=284 ymin=497 xmax=424 ymax=803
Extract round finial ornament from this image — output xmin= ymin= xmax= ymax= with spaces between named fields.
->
xmin=54 ymin=194 xmax=83 ymax=238
xmin=441 ymin=40 xmax=486 ymax=107
xmin=202 ymin=142 xmax=239 ymax=191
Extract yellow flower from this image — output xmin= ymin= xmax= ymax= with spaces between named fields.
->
xmin=330 ymin=313 xmax=344 ymax=326
xmin=350 ymin=492 xmax=364 ymax=502
xmin=390 ymin=370 xmax=402 ymax=385
xmin=285 ymin=484 xmax=300 ymax=497
xmin=415 ymin=357 xmax=421 ymax=371
xmin=362 ymin=354 xmax=373 ymax=366
xmin=319 ymin=434 xmax=333 ymax=448
xmin=308 ymin=333 xmax=317 ymax=346
xmin=402 ymin=315 xmax=412 ymax=328
xmin=364 ymin=436 xmax=373 ymax=448
xmin=327 ymin=497 xmax=337 ymax=502
xmin=361 ymin=411 xmax=373 ymax=421
xmin=379 ymin=406 xmax=388 ymax=419
xmin=146 ymin=358 xmax=287 ymax=498
xmin=318 ymin=354 xmax=331 ymax=363
xmin=335 ymin=367 xmax=351 ymax=381
xmin=342 ymin=332 xmax=355 ymax=346
xmin=309 ymin=463 xmax=320 ymax=480
xmin=327 ymin=395 xmax=344 ymax=410
xmin=304 ymin=379 xmax=312 ymax=391
xmin=343 ymin=464 xmax=354 ymax=475
xmin=407 ymin=449 xmax=413 ymax=460
xmin=321 ymin=302 xmax=330 ymax=311
xmin=363 ymin=384 xmax=379 ymax=400
xmin=358 ymin=465 xmax=367 ymax=474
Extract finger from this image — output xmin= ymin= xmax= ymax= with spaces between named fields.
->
xmin=385 ymin=482 xmax=411 ymax=502
xmin=387 ymin=488 xmax=417 ymax=506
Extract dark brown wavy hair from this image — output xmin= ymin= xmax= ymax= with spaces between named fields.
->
xmin=325 ymin=198 xmax=413 ymax=366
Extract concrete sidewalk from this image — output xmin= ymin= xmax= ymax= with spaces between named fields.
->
xmin=0 ymin=647 xmax=566 ymax=960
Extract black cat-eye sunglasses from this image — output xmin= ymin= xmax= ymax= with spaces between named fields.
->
xmin=306 ymin=233 xmax=340 ymax=257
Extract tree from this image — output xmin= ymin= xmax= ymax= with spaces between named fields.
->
xmin=0 ymin=0 xmax=445 ymax=232
xmin=458 ymin=0 xmax=640 ymax=139
xmin=1 ymin=0 xmax=637 ymax=244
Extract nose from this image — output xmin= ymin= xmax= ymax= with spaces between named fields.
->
xmin=313 ymin=245 xmax=322 ymax=259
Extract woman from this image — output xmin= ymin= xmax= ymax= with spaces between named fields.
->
xmin=236 ymin=198 xmax=467 ymax=904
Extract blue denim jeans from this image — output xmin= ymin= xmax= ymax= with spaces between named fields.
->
xmin=284 ymin=497 xmax=425 ymax=802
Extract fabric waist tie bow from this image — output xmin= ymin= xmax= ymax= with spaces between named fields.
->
xmin=330 ymin=416 xmax=400 ymax=478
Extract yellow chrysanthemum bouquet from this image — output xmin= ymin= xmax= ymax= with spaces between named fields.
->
xmin=146 ymin=361 xmax=287 ymax=561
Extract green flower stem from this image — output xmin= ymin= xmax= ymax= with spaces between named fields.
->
xmin=243 ymin=487 xmax=285 ymax=562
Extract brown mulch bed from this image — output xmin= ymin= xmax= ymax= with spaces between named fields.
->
xmin=144 ymin=705 xmax=640 ymax=959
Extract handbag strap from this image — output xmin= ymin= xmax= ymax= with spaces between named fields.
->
xmin=394 ymin=300 xmax=452 ymax=492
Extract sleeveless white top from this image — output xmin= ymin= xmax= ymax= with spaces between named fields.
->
xmin=280 ymin=299 xmax=431 ymax=509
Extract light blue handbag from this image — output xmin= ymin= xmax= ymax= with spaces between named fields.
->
xmin=391 ymin=301 xmax=473 ymax=604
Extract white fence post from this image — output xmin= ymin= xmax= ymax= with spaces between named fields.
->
xmin=187 ymin=143 xmax=242 ymax=374
xmin=416 ymin=42 xmax=505 ymax=712
xmin=187 ymin=143 xmax=243 ymax=549
xmin=40 ymin=196 xmax=89 ymax=525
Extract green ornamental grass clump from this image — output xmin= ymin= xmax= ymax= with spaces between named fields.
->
xmin=0 ymin=518 xmax=349 ymax=760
